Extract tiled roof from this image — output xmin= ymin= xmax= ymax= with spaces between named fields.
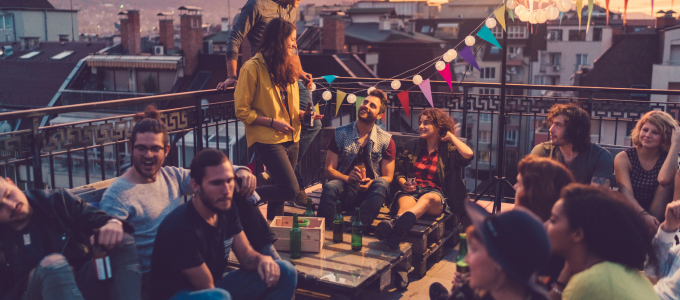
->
xmin=346 ymin=8 xmax=396 ymax=15
xmin=0 ymin=41 xmax=108 ymax=109
xmin=0 ymin=0 xmax=54 ymax=9
xmin=345 ymin=23 xmax=445 ymax=45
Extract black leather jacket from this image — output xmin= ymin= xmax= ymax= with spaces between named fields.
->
xmin=0 ymin=189 xmax=133 ymax=300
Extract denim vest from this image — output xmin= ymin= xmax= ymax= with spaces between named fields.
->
xmin=335 ymin=122 xmax=392 ymax=178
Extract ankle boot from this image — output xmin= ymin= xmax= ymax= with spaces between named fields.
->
xmin=375 ymin=217 xmax=397 ymax=241
xmin=387 ymin=211 xmax=416 ymax=250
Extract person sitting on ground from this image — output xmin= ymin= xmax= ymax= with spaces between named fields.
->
xmin=316 ymin=88 xmax=396 ymax=234
xmin=513 ymin=155 xmax=574 ymax=291
xmin=149 ymin=149 xmax=296 ymax=300
xmin=646 ymin=199 xmax=680 ymax=300
xmin=0 ymin=176 xmax=141 ymax=300
xmin=545 ymin=183 xmax=658 ymax=300
xmin=99 ymin=106 xmax=271 ymax=295
xmin=531 ymin=103 xmax=613 ymax=187
xmin=615 ymin=110 xmax=679 ymax=233
xmin=429 ymin=201 xmax=552 ymax=300
xmin=375 ymin=108 xmax=473 ymax=249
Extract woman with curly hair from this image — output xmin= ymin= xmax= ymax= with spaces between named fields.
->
xmin=375 ymin=108 xmax=473 ymax=249
xmin=614 ymin=110 xmax=680 ymax=233
xmin=515 ymin=155 xmax=575 ymax=222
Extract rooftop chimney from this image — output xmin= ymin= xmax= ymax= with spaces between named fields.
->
xmin=126 ymin=10 xmax=141 ymax=54
xmin=221 ymin=18 xmax=230 ymax=32
xmin=179 ymin=6 xmax=203 ymax=76
xmin=656 ymin=10 xmax=678 ymax=29
xmin=157 ymin=12 xmax=175 ymax=50
xmin=322 ymin=17 xmax=345 ymax=54
xmin=119 ymin=12 xmax=129 ymax=52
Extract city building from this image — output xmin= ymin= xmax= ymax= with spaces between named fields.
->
xmin=0 ymin=0 xmax=78 ymax=42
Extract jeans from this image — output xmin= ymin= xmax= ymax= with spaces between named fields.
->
xmin=295 ymin=80 xmax=322 ymax=189
xmin=317 ymin=178 xmax=390 ymax=231
xmin=169 ymin=260 xmax=297 ymax=300
xmin=22 ymin=233 xmax=142 ymax=300
xmin=253 ymin=141 xmax=300 ymax=219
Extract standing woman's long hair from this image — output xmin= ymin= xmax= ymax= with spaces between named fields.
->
xmin=257 ymin=18 xmax=301 ymax=88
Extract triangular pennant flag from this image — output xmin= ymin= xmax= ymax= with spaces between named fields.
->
xmin=438 ymin=64 xmax=454 ymax=92
xmin=623 ymin=0 xmax=629 ymax=26
xmin=459 ymin=46 xmax=480 ymax=71
xmin=652 ymin=0 xmax=654 ymax=17
xmin=355 ymin=96 xmax=365 ymax=119
xmin=314 ymin=103 xmax=320 ymax=115
xmin=382 ymin=114 xmax=385 ymax=124
xmin=494 ymin=5 xmax=507 ymax=32
xmin=605 ymin=0 xmax=610 ymax=26
xmin=335 ymin=90 xmax=346 ymax=116
xmin=397 ymin=90 xmax=410 ymax=118
xmin=477 ymin=25 xmax=502 ymax=49
xmin=509 ymin=7 xmax=514 ymax=21
xmin=576 ymin=0 xmax=583 ymax=30
xmin=586 ymin=0 xmax=594 ymax=33
xmin=418 ymin=79 xmax=434 ymax=108
xmin=322 ymin=75 xmax=338 ymax=84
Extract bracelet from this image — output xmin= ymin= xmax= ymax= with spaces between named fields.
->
xmin=269 ymin=118 xmax=274 ymax=128
xmin=107 ymin=219 xmax=122 ymax=226
xmin=551 ymin=283 xmax=563 ymax=295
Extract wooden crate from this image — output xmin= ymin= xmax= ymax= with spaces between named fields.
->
xmin=270 ymin=216 xmax=325 ymax=253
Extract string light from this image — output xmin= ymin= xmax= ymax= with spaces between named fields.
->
xmin=368 ymin=87 xmax=376 ymax=94
xmin=435 ymin=61 xmax=447 ymax=71
xmin=413 ymin=75 xmax=423 ymax=85
xmin=465 ymin=36 xmax=476 ymax=46
xmin=347 ymin=93 xmax=357 ymax=104
xmin=485 ymin=18 xmax=497 ymax=28
xmin=310 ymin=83 xmax=316 ymax=92
xmin=322 ymin=90 xmax=332 ymax=101
xmin=444 ymin=49 xmax=458 ymax=62
xmin=507 ymin=0 xmax=519 ymax=10
xmin=391 ymin=80 xmax=401 ymax=90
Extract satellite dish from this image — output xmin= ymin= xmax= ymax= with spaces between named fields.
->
xmin=0 ymin=122 xmax=11 ymax=133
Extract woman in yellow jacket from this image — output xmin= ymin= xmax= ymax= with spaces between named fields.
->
xmin=235 ymin=18 xmax=310 ymax=219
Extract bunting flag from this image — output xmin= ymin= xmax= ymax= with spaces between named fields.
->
xmin=477 ymin=25 xmax=502 ymax=49
xmin=438 ymin=64 xmax=454 ymax=92
xmin=494 ymin=5 xmax=507 ymax=32
xmin=652 ymin=0 xmax=654 ymax=17
xmin=382 ymin=114 xmax=385 ymax=124
xmin=623 ymin=0 xmax=629 ymax=26
xmin=605 ymin=0 xmax=610 ymax=26
xmin=322 ymin=75 xmax=338 ymax=84
xmin=459 ymin=46 xmax=480 ymax=71
xmin=509 ymin=8 xmax=514 ymax=21
xmin=586 ymin=0 xmax=594 ymax=33
xmin=335 ymin=90 xmax=346 ymax=116
xmin=355 ymin=96 xmax=365 ymax=119
xmin=314 ymin=103 xmax=320 ymax=115
xmin=576 ymin=0 xmax=583 ymax=30
xmin=418 ymin=79 xmax=434 ymax=108
xmin=397 ymin=90 xmax=410 ymax=118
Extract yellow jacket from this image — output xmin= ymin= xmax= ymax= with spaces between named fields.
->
xmin=234 ymin=52 xmax=300 ymax=147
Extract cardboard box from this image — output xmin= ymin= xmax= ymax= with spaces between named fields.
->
xmin=270 ymin=216 xmax=325 ymax=253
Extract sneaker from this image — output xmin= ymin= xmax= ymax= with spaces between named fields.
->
xmin=429 ymin=282 xmax=451 ymax=300
xmin=387 ymin=212 xmax=416 ymax=250
xmin=374 ymin=218 xmax=397 ymax=241
xmin=297 ymin=271 xmax=319 ymax=288
xmin=293 ymin=190 xmax=308 ymax=207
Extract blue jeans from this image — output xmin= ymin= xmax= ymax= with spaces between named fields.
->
xmin=295 ymin=80 xmax=322 ymax=188
xmin=317 ymin=178 xmax=390 ymax=230
xmin=169 ymin=260 xmax=297 ymax=300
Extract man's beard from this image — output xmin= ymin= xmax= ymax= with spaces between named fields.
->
xmin=132 ymin=156 xmax=162 ymax=179
xmin=358 ymin=107 xmax=378 ymax=124
xmin=199 ymin=190 xmax=232 ymax=214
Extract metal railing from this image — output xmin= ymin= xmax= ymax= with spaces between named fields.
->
xmin=2 ymin=78 xmax=680 ymax=205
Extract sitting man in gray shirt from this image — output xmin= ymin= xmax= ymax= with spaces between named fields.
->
xmin=100 ymin=106 xmax=262 ymax=295
xmin=531 ymin=103 xmax=614 ymax=187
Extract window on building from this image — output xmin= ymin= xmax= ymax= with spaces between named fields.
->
xmin=506 ymin=130 xmax=518 ymax=146
xmin=478 ymin=151 xmax=492 ymax=162
xmin=569 ymin=30 xmax=586 ymax=41
xmin=59 ymin=34 xmax=70 ymax=42
xmin=479 ymin=88 xmax=496 ymax=95
xmin=480 ymin=67 xmax=496 ymax=79
xmin=593 ymin=28 xmax=602 ymax=41
xmin=549 ymin=53 xmax=561 ymax=66
xmin=0 ymin=16 xmax=4 ymax=30
xmin=479 ymin=130 xmax=491 ymax=142
xmin=668 ymin=82 xmax=680 ymax=102
xmin=435 ymin=23 xmax=460 ymax=39
xmin=508 ymin=47 xmax=523 ymax=59
xmin=490 ymin=46 xmax=500 ymax=54
xmin=508 ymin=26 xmax=527 ymax=38
xmin=670 ymin=45 xmax=680 ymax=64
xmin=548 ymin=29 xmax=562 ymax=41
xmin=480 ymin=113 xmax=493 ymax=122
xmin=491 ymin=26 xmax=503 ymax=38
xmin=421 ymin=25 xmax=431 ymax=33
xmin=575 ymin=54 xmax=588 ymax=71
xmin=534 ymin=75 xmax=546 ymax=85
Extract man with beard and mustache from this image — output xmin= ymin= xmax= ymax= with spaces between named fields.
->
xmin=316 ymin=89 xmax=396 ymax=232
xmin=149 ymin=149 xmax=296 ymax=300
xmin=531 ymin=103 xmax=613 ymax=187
xmin=99 ymin=106 xmax=268 ymax=297
xmin=0 ymin=176 xmax=141 ymax=300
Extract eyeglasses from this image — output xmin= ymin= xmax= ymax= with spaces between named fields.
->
xmin=133 ymin=145 xmax=164 ymax=154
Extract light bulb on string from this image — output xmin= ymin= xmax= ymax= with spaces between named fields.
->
xmin=485 ymin=18 xmax=497 ymax=29
xmin=347 ymin=93 xmax=357 ymax=104
xmin=367 ymin=87 xmax=376 ymax=94
xmin=507 ymin=0 xmax=519 ymax=10
xmin=413 ymin=75 xmax=423 ymax=85
xmin=465 ymin=36 xmax=476 ymax=46
xmin=310 ymin=83 xmax=316 ymax=92
xmin=391 ymin=80 xmax=401 ymax=90
xmin=443 ymin=49 xmax=457 ymax=62
xmin=322 ymin=90 xmax=332 ymax=101
xmin=435 ymin=61 xmax=446 ymax=71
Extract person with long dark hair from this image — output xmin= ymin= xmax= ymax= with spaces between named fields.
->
xmin=375 ymin=108 xmax=473 ymax=249
xmin=531 ymin=103 xmax=613 ymax=187
xmin=235 ymin=18 xmax=319 ymax=219
xmin=546 ymin=184 xmax=658 ymax=299
xmin=614 ymin=110 xmax=679 ymax=233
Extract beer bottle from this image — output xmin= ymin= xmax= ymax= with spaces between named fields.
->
xmin=304 ymin=196 xmax=315 ymax=217
xmin=303 ymin=102 xmax=315 ymax=127
xmin=456 ymin=233 xmax=467 ymax=262
xmin=290 ymin=213 xmax=302 ymax=258
xmin=92 ymin=229 xmax=113 ymax=282
xmin=351 ymin=207 xmax=363 ymax=251
xmin=333 ymin=201 xmax=344 ymax=243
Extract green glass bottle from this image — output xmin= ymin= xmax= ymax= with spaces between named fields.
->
xmin=304 ymin=197 xmax=315 ymax=217
xmin=333 ymin=201 xmax=344 ymax=243
xmin=290 ymin=213 xmax=302 ymax=258
xmin=351 ymin=207 xmax=363 ymax=251
xmin=455 ymin=233 xmax=468 ymax=273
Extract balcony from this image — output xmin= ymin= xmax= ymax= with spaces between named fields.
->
xmin=1 ymin=78 xmax=679 ymax=203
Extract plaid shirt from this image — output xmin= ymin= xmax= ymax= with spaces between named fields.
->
xmin=413 ymin=143 xmax=441 ymax=190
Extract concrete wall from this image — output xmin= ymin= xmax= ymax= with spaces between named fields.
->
xmin=652 ymin=28 xmax=680 ymax=102
xmin=8 ymin=10 xmax=78 ymax=42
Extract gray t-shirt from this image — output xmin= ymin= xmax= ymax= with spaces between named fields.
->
xmin=100 ymin=166 xmax=192 ymax=273
xmin=531 ymin=142 xmax=614 ymax=185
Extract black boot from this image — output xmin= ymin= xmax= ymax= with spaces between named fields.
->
xmin=375 ymin=217 xmax=397 ymax=241
xmin=386 ymin=212 xmax=416 ymax=250
xmin=429 ymin=282 xmax=451 ymax=300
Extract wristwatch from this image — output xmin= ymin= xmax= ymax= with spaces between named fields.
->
xmin=107 ymin=219 xmax=123 ymax=226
